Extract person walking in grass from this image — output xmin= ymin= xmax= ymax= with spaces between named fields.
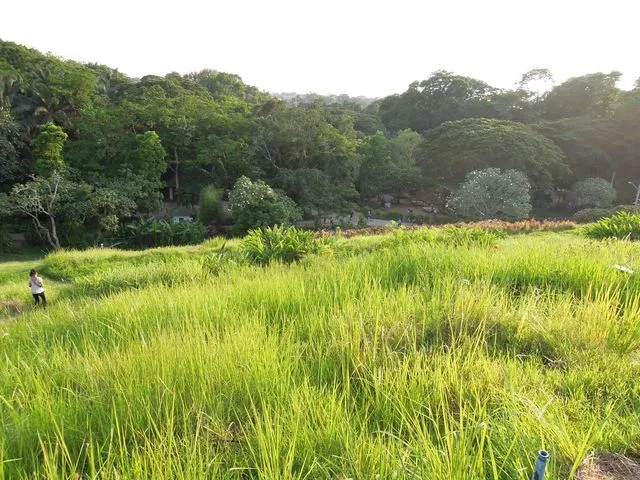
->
xmin=29 ymin=269 xmax=47 ymax=306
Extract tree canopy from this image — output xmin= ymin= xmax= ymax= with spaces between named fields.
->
xmin=419 ymin=118 xmax=569 ymax=195
xmin=2 ymin=38 xmax=640 ymax=249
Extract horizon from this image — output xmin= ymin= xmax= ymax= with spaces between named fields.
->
xmin=2 ymin=0 xmax=639 ymax=97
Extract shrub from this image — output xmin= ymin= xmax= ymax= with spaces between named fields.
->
xmin=572 ymin=177 xmax=616 ymax=208
xmin=125 ymin=219 xmax=206 ymax=248
xmin=198 ymin=185 xmax=224 ymax=225
xmin=573 ymin=205 xmax=640 ymax=223
xmin=229 ymin=176 xmax=302 ymax=234
xmin=243 ymin=225 xmax=330 ymax=265
xmin=200 ymin=242 xmax=244 ymax=276
xmin=584 ymin=211 xmax=640 ymax=240
xmin=0 ymin=226 xmax=15 ymax=253
xmin=173 ymin=221 xmax=206 ymax=245
xmin=448 ymin=168 xmax=532 ymax=220
xmin=573 ymin=207 xmax=617 ymax=223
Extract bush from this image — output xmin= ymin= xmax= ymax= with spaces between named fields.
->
xmin=448 ymin=168 xmax=532 ymax=220
xmin=573 ymin=205 xmax=640 ymax=223
xmin=229 ymin=176 xmax=302 ymax=234
xmin=125 ymin=219 xmax=206 ymax=248
xmin=173 ymin=221 xmax=206 ymax=245
xmin=243 ymin=225 xmax=331 ymax=265
xmin=572 ymin=177 xmax=616 ymax=208
xmin=584 ymin=211 xmax=640 ymax=240
xmin=573 ymin=207 xmax=617 ymax=223
xmin=0 ymin=227 xmax=15 ymax=253
xmin=198 ymin=185 xmax=224 ymax=225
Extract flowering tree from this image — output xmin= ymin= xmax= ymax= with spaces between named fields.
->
xmin=229 ymin=176 xmax=301 ymax=233
xmin=448 ymin=168 xmax=532 ymax=220
xmin=572 ymin=177 xmax=616 ymax=208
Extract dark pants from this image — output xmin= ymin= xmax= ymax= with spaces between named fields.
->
xmin=32 ymin=292 xmax=47 ymax=306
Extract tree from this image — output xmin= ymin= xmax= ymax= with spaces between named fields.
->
xmin=378 ymin=71 xmax=499 ymax=133
xmin=229 ymin=176 xmax=301 ymax=233
xmin=0 ymin=108 xmax=27 ymax=190
xmin=533 ymin=117 xmax=617 ymax=183
xmin=31 ymin=121 xmax=67 ymax=176
xmin=198 ymin=185 xmax=224 ymax=225
xmin=274 ymin=167 xmax=358 ymax=219
xmin=419 ymin=118 xmax=569 ymax=196
xmin=357 ymin=132 xmax=394 ymax=197
xmin=253 ymin=102 xmax=360 ymax=212
xmin=518 ymin=68 xmax=554 ymax=92
xmin=572 ymin=178 xmax=616 ymax=208
xmin=10 ymin=172 xmax=66 ymax=250
xmin=448 ymin=168 xmax=532 ymax=220
xmin=543 ymin=72 xmax=621 ymax=119
xmin=610 ymin=86 xmax=640 ymax=202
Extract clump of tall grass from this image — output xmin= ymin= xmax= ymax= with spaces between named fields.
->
xmin=584 ymin=211 xmax=640 ymax=240
xmin=389 ymin=225 xmax=504 ymax=248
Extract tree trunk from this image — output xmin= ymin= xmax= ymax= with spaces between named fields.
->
xmin=173 ymin=147 xmax=180 ymax=200
xmin=49 ymin=214 xmax=61 ymax=251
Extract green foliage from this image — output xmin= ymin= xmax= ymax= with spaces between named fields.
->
xmin=130 ymin=130 xmax=167 ymax=181
xmin=573 ymin=205 xmax=640 ymax=223
xmin=544 ymin=72 xmax=622 ymax=119
xmin=254 ymin=102 xmax=359 ymax=186
xmin=379 ymin=71 xmax=499 ymax=133
xmin=420 ymin=118 xmax=569 ymax=195
xmin=0 ymin=225 xmax=14 ymax=253
xmin=572 ymin=177 xmax=616 ymax=208
xmin=200 ymin=242 xmax=242 ymax=276
xmin=9 ymin=171 xmax=70 ymax=250
xmin=584 ymin=211 xmax=640 ymax=240
xmin=198 ymin=185 xmax=224 ymax=225
xmin=243 ymin=225 xmax=329 ymax=265
xmin=229 ymin=176 xmax=302 ymax=234
xmin=0 ymin=108 xmax=26 ymax=189
xmin=3 ymin=39 xmax=640 ymax=245
xmin=274 ymin=168 xmax=356 ymax=217
xmin=31 ymin=122 xmax=67 ymax=176
xmin=573 ymin=207 xmax=619 ymax=223
xmin=532 ymin=118 xmax=616 ymax=182
xmin=125 ymin=218 xmax=206 ymax=248
xmin=357 ymin=131 xmax=421 ymax=197
xmin=389 ymin=225 xmax=503 ymax=248
xmin=448 ymin=168 xmax=532 ymax=220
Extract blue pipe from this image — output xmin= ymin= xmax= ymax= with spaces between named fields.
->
xmin=531 ymin=450 xmax=550 ymax=480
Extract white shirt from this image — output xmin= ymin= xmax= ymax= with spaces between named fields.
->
xmin=30 ymin=275 xmax=45 ymax=294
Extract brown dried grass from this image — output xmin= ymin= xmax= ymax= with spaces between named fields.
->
xmin=0 ymin=299 xmax=26 ymax=317
xmin=575 ymin=454 xmax=640 ymax=480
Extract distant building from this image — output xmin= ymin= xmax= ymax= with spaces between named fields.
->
xmin=172 ymin=206 xmax=195 ymax=223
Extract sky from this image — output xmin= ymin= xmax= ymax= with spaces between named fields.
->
xmin=2 ymin=0 xmax=638 ymax=98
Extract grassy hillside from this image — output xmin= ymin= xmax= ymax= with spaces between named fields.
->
xmin=1 ymin=228 xmax=639 ymax=479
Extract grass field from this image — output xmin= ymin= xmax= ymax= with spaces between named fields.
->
xmin=1 ymin=228 xmax=639 ymax=479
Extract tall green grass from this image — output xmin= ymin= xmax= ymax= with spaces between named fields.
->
xmin=1 ymin=231 xmax=639 ymax=478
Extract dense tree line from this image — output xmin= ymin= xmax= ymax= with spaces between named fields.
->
xmin=1 ymin=39 xmax=639 ymax=249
